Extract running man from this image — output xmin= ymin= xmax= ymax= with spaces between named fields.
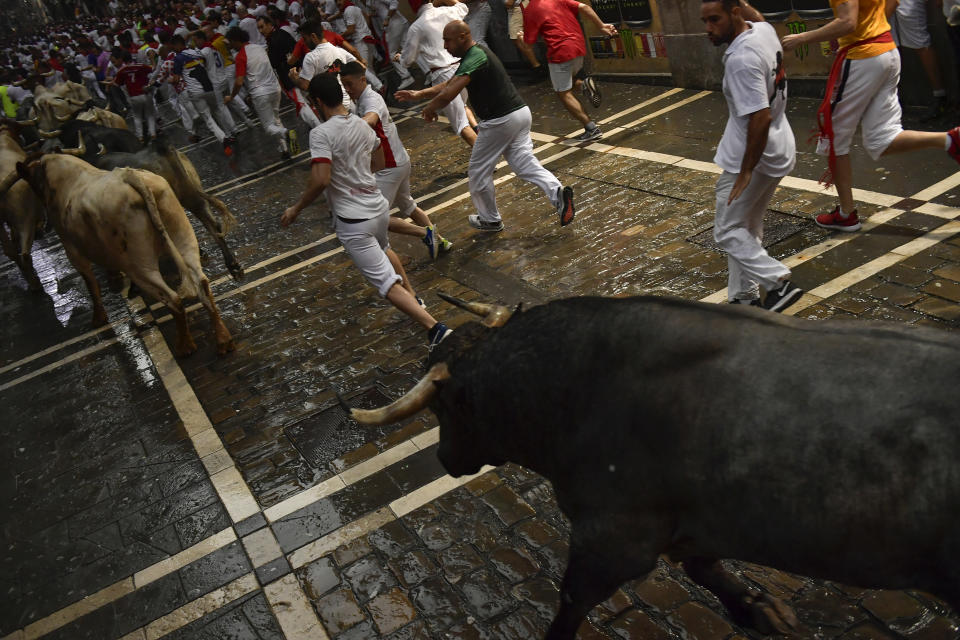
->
xmin=280 ymin=74 xmax=452 ymax=348
xmin=340 ymin=61 xmax=453 ymax=259
xmin=703 ymin=0 xmax=803 ymax=312
xmin=413 ymin=21 xmax=575 ymax=232
xmin=782 ymin=0 xmax=960 ymax=232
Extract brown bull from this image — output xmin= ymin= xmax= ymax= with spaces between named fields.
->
xmin=0 ymin=124 xmax=45 ymax=290
xmin=33 ymin=94 xmax=128 ymax=134
xmin=1 ymin=154 xmax=234 ymax=356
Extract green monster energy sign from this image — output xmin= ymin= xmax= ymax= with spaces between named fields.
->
xmin=786 ymin=21 xmax=809 ymax=60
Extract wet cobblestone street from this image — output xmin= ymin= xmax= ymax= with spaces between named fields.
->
xmin=4 ymin=74 xmax=960 ymax=640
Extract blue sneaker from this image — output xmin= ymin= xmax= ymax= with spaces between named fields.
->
xmin=423 ymin=225 xmax=438 ymax=260
xmin=428 ymin=322 xmax=452 ymax=349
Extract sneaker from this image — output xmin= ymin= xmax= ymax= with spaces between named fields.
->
xmin=223 ymin=138 xmax=235 ymax=156
xmin=416 ymin=296 xmax=426 ymax=309
xmin=575 ymin=126 xmax=602 ymax=143
xmin=948 ymin=126 xmax=960 ymax=165
xmin=423 ymin=225 xmax=438 ymax=260
xmin=556 ymin=186 xmax=575 ymax=226
xmin=762 ymin=280 xmax=803 ymax=313
xmin=728 ymin=298 xmax=761 ymax=306
xmin=438 ymin=236 xmax=454 ymax=253
xmin=398 ymin=75 xmax=415 ymax=90
xmin=582 ymin=76 xmax=601 ymax=108
xmin=427 ymin=322 xmax=452 ymax=349
xmin=815 ymin=206 xmax=861 ymax=232
xmin=287 ymin=129 xmax=299 ymax=155
xmin=467 ymin=214 xmax=504 ymax=232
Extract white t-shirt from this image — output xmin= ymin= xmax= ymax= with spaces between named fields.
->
xmin=309 ymin=113 xmax=388 ymax=220
xmin=240 ymin=16 xmax=266 ymax=45
xmin=236 ymin=43 xmax=279 ymax=96
xmin=401 ymin=2 xmax=466 ymax=72
xmin=714 ymin=21 xmax=795 ymax=178
xmin=342 ymin=5 xmax=371 ymax=45
xmin=354 ymin=85 xmax=409 ymax=168
xmin=288 ymin=0 xmax=304 ymax=18
xmin=300 ymin=42 xmax=355 ymax=108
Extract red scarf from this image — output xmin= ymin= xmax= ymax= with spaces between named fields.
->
xmin=816 ymin=31 xmax=893 ymax=186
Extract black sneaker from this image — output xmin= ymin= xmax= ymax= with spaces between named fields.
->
xmin=427 ymin=322 xmax=452 ymax=349
xmin=763 ymin=280 xmax=802 ymax=313
xmin=582 ymin=76 xmax=601 ymax=108
xmin=556 ymin=186 xmax=575 ymax=226
xmin=467 ymin=214 xmax=504 ymax=232
xmin=728 ymin=298 xmax=761 ymax=307
xmin=574 ymin=126 xmax=602 ymax=143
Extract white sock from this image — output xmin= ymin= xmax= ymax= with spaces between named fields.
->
xmin=946 ymin=134 xmax=953 ymax=151
xmin=837 ymin=206 xmax=849 ymax=219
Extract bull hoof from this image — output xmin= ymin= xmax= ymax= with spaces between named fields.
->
xmin=742 ymin=592 xmax=799 ymax=636
xmin=228 ymin=264 xmax=245 ymax=281
xmin=91 ymin=312 xmax=109 ymax=328
xmin=216 ymin=339 xmax=236 ymax=356
xmin=175 ymin=337 xmax=198 ymax=357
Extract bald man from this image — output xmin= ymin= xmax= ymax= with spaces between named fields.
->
xmin=410 ymin=21 xmax=574 ymax=232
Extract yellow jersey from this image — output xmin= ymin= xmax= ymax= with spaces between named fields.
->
xmin=830 ymin=0 xmax=897 ymax=59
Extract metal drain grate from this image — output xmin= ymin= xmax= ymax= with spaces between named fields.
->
xmin=285 ymin=387 xmax=397 ymax=470
xmin=687 ymin=211 xmax=807 ymax=253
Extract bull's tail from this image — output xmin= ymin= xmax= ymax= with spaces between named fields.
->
xmin=120 ymin=169 xmax=197 ymax=299
xmin=156 ymin=138 xmax=237 ymax=233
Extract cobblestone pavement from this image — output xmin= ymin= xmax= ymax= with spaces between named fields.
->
xmin=3 ymin=70 xmax=960 ymax=640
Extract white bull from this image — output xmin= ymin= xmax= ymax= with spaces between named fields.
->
xmin=1 ymin=152 xmax=234 ymax=356
xmin=33 ymin=83 xmax=127 ymax=133
xmin=0 ymin=124 xmax=45 ymax=290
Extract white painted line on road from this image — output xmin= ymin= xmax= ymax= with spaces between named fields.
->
xmin=134 ymin=527 xmax=238 ymax=589
xmin=263 ymin=574 xmax=330 ymax=640
xmin=263 ymin=476 xmax=346 ymax=523
xmin=619 ymin=90 xmax=712 ymax=129
xmin=139 ymin=573 xmax=260 ymax=640
xmin=911 ymin=170 xmax=960 ymax=201
xmin=241 ymin=527 xmax=285 ymax=568
xmin=0 ymin=337 xmax=119 ymax=392
xmin=288 ymin=508 xmax=395 ymax=570
xmin=21 ymin=579 xmax=134 ymax=640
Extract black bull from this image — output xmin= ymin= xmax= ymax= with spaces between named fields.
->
xmin=345 ymin=294 xmax=960 ymax=639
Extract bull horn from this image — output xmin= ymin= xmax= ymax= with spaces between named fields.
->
xmin=61 ymin=133 xmax=86 ymax=157
xmin=55 ymin=112 xmax=73 ymax=123
xmin=97 ymin=144 xmax=107 ymax=156
xmin=17 ymin=117 xmax=38 ymax=126
xmin=0 ymin=170 xmax=21 ymax=195
xmin=344 ymin=362 xmax=450 ymax=426
xmin=23 ymin=141 xmax=40 ymax=150
xmin=38 ymin=129 xmax=63 ymax=139
xmin=437 ymin=292 xmax=513 ymax=328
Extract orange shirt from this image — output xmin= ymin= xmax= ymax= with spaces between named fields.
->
xmin=830 ymin=0 xmax=897 ymax=59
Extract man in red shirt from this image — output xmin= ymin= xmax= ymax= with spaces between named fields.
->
xmin=521 ymin=0 xmax=615 ymax=141
xmin=110 ymin=48 xmax=158 ymax=142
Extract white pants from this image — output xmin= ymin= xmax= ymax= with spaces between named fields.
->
xmin=172 ymin=90 xmax=198 ymax=135
xmin=385 ymin=17 xmax=412 ymax=80
xmin=335 ymin=210 xmax=401 ymax=297
xmin=128 ymin=92 xmax=157 ymax=138
xmin=376 ymin=162 xmax=417 ymax=216
xmin=469 ymin=106 xmax=561 ymax=223
xmin=714 ymin=170 xmax=790 ymax=301
xmin=892 ymin=0 xmax=932 ymax=49
xmin=431 ymin=66 xmax=469 ymax=136
xmin=817 ymin=49 xmax=903 ymax=160
xmin=217 ymin=74 xmax=255 ymax=126
xmin=187 ymin=90 xmax=236 ymax=142
xmin=249 ymin=90 xmax=287 ymax=151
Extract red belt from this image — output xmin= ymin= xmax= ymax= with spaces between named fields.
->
xmin=816 ymin=31 xmax=893 ymax=186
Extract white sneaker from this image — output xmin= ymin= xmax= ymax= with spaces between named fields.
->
xmin=397 ymin=76 xmax=415 ymax=90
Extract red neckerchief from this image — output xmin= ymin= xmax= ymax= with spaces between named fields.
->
xmin=816 ymin=31 xmax=893 ymax=186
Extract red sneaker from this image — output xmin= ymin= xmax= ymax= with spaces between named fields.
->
xmin=948 ymin=127 xmax=960 ymax=165
xmin=815 ymin=206 xmax=861 ymax=232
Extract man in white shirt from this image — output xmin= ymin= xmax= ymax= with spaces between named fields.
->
xmin=703 ymin=0 xmax=801 ymax=312
xmin=341 ymin=61 xmax=453 ymax=259
xmin=171 ymin=34 xmax=238 ymax=153
xmin=368 ymin=0 xmax=414 ymax=89
xmin=338 ymin=0 xmax=382 ymax=90
xmin=289 ymin=19 xmax=360 ymax=110
xmin=238 ymin=6 xmax=266 ymax=45
xmin=394 ymin=0 xmax=476 ymax=145
xmin=225 ymin=27 xmax=297 ymax=158
xmin=280 ymin=74 xmax=452 ymax=348
xmin=190 ymin=30 xmax=256 ymax=129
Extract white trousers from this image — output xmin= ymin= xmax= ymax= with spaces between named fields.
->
xmin=187 ymin=90 xmax=235 ymax=142
xmin=128 ymin=92 xmax=157 ymax=138
xmin=385 ymin=18 xmax=412 ymax=80
xmin=355 ymin=41 xmax=384 ymax=91
xmin=217 ymin=74 xmax=255 ymax=126
xmin=468 ymin=106 xmax=561 ymax=223
xmin=431 ymin=66 xmax=469 ymax=136
xmin=249 ymin=91 xmax=287 ymax=151
xmin=714 ymin=170 xmax=790 ymax=301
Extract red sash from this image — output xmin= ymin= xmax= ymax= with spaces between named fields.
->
xmin=816 ymin=31 xmax=893 ymax=186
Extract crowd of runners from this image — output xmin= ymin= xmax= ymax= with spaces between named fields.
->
xmin=2 ymin=0 xmax=960 ymax=345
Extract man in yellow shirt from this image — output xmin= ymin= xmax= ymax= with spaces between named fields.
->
xmin=782 ymin=0 xmax=960 ymax=232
